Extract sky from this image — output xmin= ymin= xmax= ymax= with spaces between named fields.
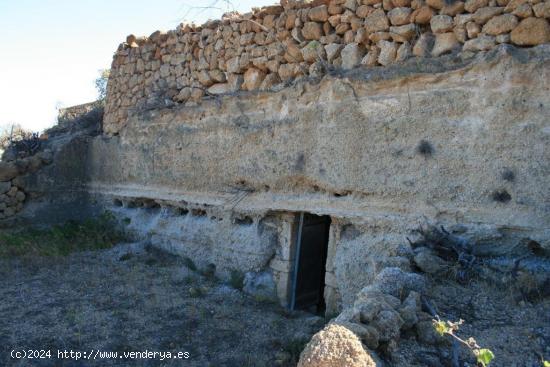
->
xmin=0 ymin=0 xmax=275 ymax=133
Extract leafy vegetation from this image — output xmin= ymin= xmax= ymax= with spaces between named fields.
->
xmin=94 ymin=69 xmax=110 ymax=101
xmin=0 ymin=211 xmax=124 ymax=258
xmin=434 ymin=319 xmax=494 ymax=366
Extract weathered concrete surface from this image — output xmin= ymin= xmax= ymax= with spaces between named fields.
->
xmin=84 ymin=45 xmax=550 ymax=308
xmin=92 ymin=45 xmax=549 ymax=227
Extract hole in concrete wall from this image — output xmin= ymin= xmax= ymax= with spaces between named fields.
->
xmin=234 ymin=216 xmax=253 ymax=225
xmin=333 ymin=191 xmax=351 ymax=198
xmin=125 ymin=199 xmax=140 ymax=208
xmin=417 ymin=140 xmax=433 ymax=157
xmin=175 ymin=207 xmax=189 ymax=216
xmin=191 ymin=208 xmax=207 ymax=217
xmin=501 ymin=168 xmax=515 ymax=182
xmin=491 ymin=189 xmax=511 ymax=203
xmin=113 ymin=199 xmax=123 ymax=207
xmin=291 ymin=213 xmax=331 ymax=314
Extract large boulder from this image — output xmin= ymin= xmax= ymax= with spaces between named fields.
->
xmin=298 ymin=324 xmax=379 ymax=367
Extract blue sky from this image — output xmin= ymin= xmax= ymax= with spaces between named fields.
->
xmin=0 ymin=0 xmax=274 ymax=132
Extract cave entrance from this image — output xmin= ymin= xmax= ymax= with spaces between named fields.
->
xmin=290 ymin=213 xmax=331 ymax=314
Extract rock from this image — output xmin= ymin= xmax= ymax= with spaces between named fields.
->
xmin=341 ymin=43 xmax=366 ymax=69
xmin=412 ymin=6 xmax=435 ymax=24
xmin=431 ymin=32 xmax=460 ymax=56
xmin=260 ymin=73 xmax=282 ymax=90
xmin=416 ymin=320 xmax=445 ymax=345
xmin=197 ymin=70 xmax=214 ymax=87
xmin=335 ymin=321 xmax=380 ymax=349
xmin=504 ymin=0 xmax=529 ymax=13
xmin=512 ymin=3 xmax=533 ymax=18
xmin=207 ymin=83 xmax=231 ymax=95
xmin=455 ymin=13 xmax=474 ymax=26
xmin=356 ymin=5 xmax=371 ymax=18
xmin=0 ymin=182 xmax=11 ymax=195
xmin=466 ymin=21 xmax=482 ymax=37
xmin=426 ymin=0 xmax=446 ymax=9
xmin=189 ymin=88 xmax=205 ymax=102
xmin=354 ymin=289 xmax=400 ymax=323
xmin=533 ymin=2 xmax=550 ymax=18
xmin=302 ymin=22 xmax=323 ymax=40
xmin=369 ymin=31 xmax=392 ymax=42
xmin=325 ymin=43 xmax=344 ymax=62
xmin=431 ymin=15 xmax=454 ymax=33
xmin=399 ymin=291 xmax=421 ymax=329
xmin=226 ymin=57 xmax=241 ymax=74
xmin=159 ymin=64 xmax=170 ymax=78
xmin=413 ymin=32 xmax=435 ymax=56
xmin=441 ymin=1 xmax=465 ymax=16
xmin=242 ymin=68 xmax=266 ymax=91
xmin=0 ymin=162 xmax=19 ymax=182
xmin=173 ymin=88 xmax=191 ymax=102
xmin=278 ymin=63 xmax=302 ymax=81
xmin=388 ymin=7 xmax=412 ymax=25
xmin=473 ymin=7 xmax=505 ymax=25
xmin=227 ymin=73 xmax=244 ymax=92
xmin=365 ymin=9 xmax=390 ymax=33
xmin=391 ymin=23 xmax=417 ymax=41
xmin=362 ymin=47 xmax=380 ymax=66
xmin=371 ymin=309 xmax=404 ymax=342
xmin=15 ymin=191 xmax=25 ymax=202
xmin=297 ymin=324 xmax=378 ymax=367
xmin=302 ymin=41 xmax=327 ymax=62
xmin=496 ymin=32 xmax=511 ymax=42
xmin=373 ymin=267 xmax=428 ymax=298
xmin=413 ymin=248 xmax=450 ymax=273
xmin=377 ymin=40 xmax=398 ymax=65
xmin=465 ymin=0 xmax=489 ymax=13
xmin=482 ymin=14 xmax=518 ymax=34
xmin=396 ymin=42 xmax=412 ymax=62
xmin=243 ymin=271 xmax=277 ymax=301
xmin=511 ymin=17 xmax=550 ymax=45
xmin=454 ymin=26 xmax=467 ymax=42
xmin=308 ymin=5 xmax=329 ymax=22
xmin=7 ymin=186 xmax=17 ymax=197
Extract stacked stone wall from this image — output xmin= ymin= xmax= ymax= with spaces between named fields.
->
xmin=0 ymin=151 xmax=53 ymax=220
xmin=104 ymin=0 xmax=550 ymax=134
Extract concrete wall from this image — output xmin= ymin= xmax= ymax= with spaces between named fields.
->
xmin=85 ymin=45 xmax=550 ymax=311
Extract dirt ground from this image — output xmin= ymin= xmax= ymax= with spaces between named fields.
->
xmin=0 ymin=245 xmax=325 ymax=367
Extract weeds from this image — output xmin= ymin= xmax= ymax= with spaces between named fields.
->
xmin=0 ymin=211 xmax=124 ymax=258
xmin=433 ymin=319 xmax=494 ymax=366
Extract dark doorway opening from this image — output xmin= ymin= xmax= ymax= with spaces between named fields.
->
xmin=290 ymin=213 xmax=331 ymax=314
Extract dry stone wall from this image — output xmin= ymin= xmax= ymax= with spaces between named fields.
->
xmin=104 ymin=0 xmax=550 ymax=134
xmin=0 ymin=151 xmax=53 ymax=220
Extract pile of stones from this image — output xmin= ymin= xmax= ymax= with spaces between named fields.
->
xmin=104 ymin=0 xmax=550 ymax=134
xmin=0 ymin=150 xmax=53 ymax=220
